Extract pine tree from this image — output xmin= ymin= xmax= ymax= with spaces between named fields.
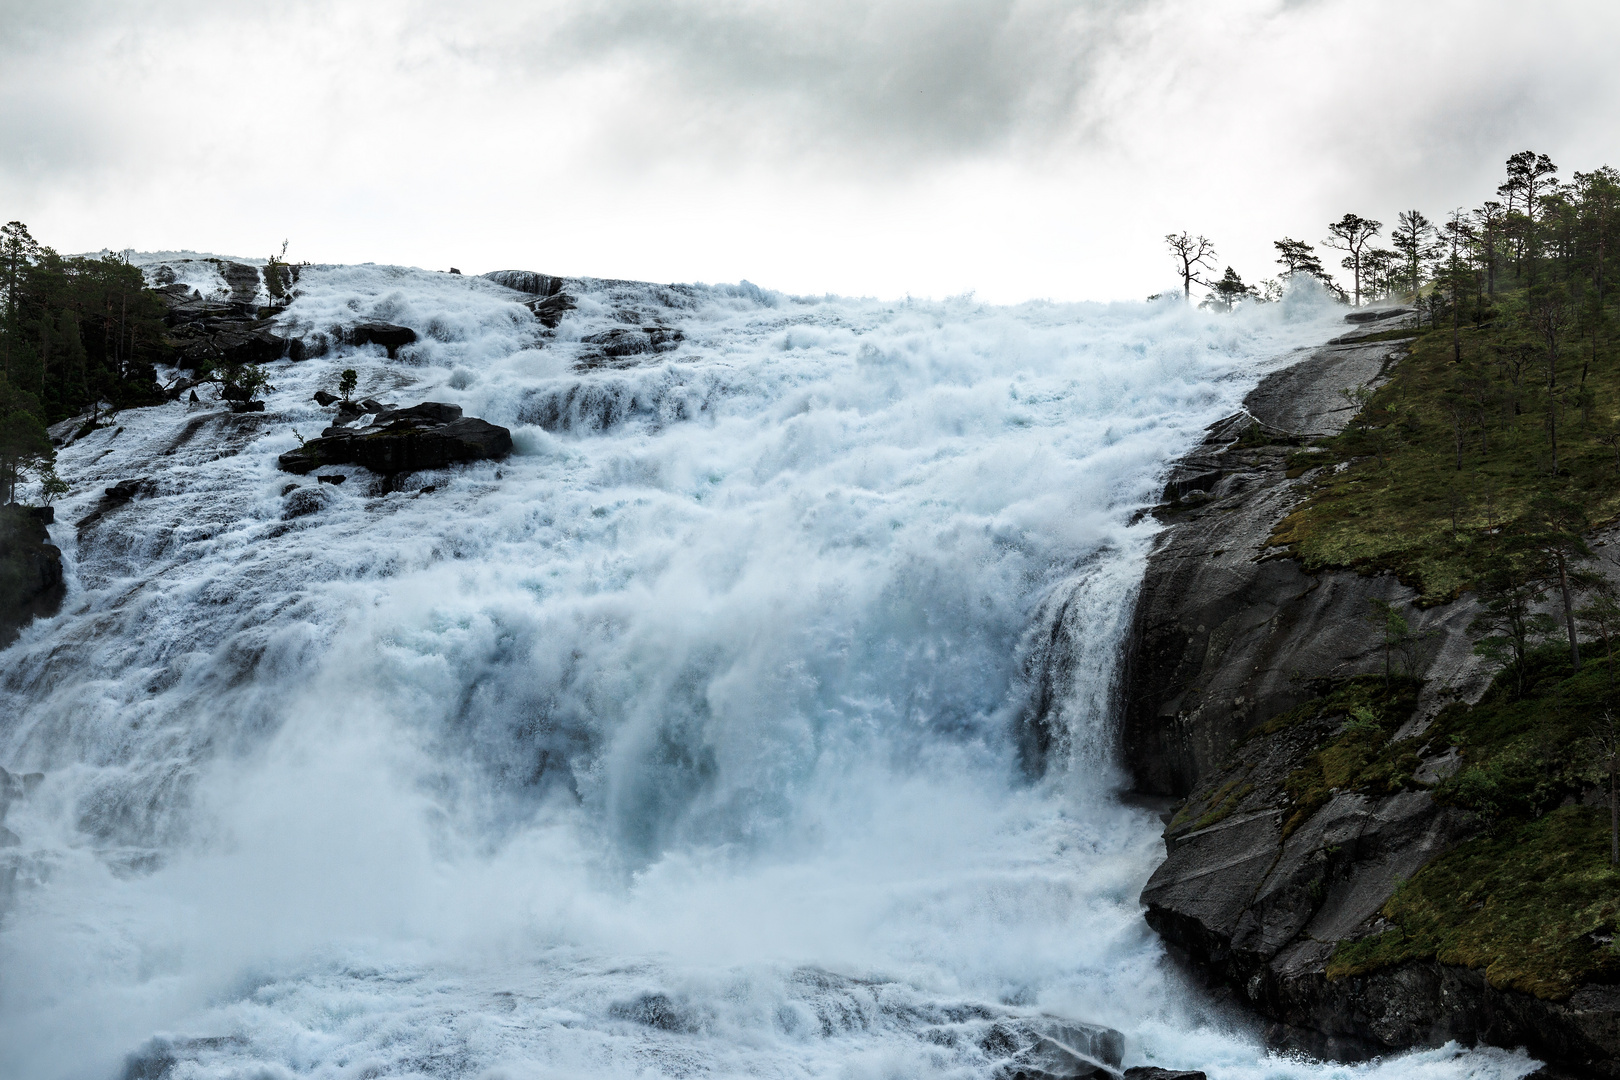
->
xmin=1323 ymin=213 xmax=1383 ymax=307
xmin=1390 ymin=210 xmax=1438 ymax=301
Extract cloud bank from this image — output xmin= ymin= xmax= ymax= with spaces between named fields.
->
xmin=2 ymin=0 xmax=1617 ymax=300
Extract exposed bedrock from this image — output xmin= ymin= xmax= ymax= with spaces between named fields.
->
xmin=1121 ymin=316 xmax=1486 ymax=798
xmin=483 ymin=269 xmax=576 ymax=327
xmin=1119 ymin=312 xmax=1620 ymax=1075
xmin=0 ymin=504 xmax=65 ymax=647
xmin=154 ymin=280 xmax=302 ymax=369
xmin=346 ymin=321 xmax=418 ymax=358
xmin=277 ymin=401 xmax=512 ymax=476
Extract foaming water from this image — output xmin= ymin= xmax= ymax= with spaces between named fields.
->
xmin=0 ymin=269 xmax=1536 ymax=1080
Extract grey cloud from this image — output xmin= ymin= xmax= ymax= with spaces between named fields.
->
xmin=500 ymin=0 xmax=1147 ymax=164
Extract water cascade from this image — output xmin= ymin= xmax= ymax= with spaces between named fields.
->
xmin=0 ymin=265 xmax=1537 ymax=1080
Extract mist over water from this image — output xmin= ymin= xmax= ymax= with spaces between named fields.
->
xmin=0 ymin=268 xmax=1536 ymax=1080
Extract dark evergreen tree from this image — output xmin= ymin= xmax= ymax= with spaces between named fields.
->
xmin=1323 ymin=213 xmax=1382 ymax=307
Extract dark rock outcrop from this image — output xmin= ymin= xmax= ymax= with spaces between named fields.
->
xmin=981 ymin=1017 xmax=1123 ymax=1080
xmin=280 ymin=486 xmax=331 ymax=520
xmin=482 ymin=269 xmax=576 ymax=327
xmin=578 ymin=325 xmax=683 ymax=368
xmin=154 ymin=279 xmax=299 ymax=369
xmin=348 ymin=322 xmax=417 ymax=358
xmin=485 ymin=269 xmax=566 ymax=297
xmin=277 ymin=402 xmax=511 ymax=475
xmin=528 ymin=293 xmax=577 ymax=328
xmin=75 ymin=478 xmax=155 ymax=530
xmin=1343 ymin=306 xmax=1415 ymax=324
xmin=1122 ymin=320 xmax=1484 ymax=797
xmin=1140 ymin=706 xmax=1483 ymax=1061
xmin=0 ymin=504 xmax=65 ymax=646
xmin=1122 ymin=313 xmax=1619 ymax=1074
xmin=104 ymin=478 xmax=150 ymax=502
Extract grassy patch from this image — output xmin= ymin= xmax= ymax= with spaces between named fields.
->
xmin=1170 ymin=774 xmax=1256 ymax=832
xmin=1327 ymin=807 xmax=1620 ymax=998
xmin=1268 ymin=289 xmax=1620 ymax=602
xmin=1326 ymin=647 xmax=1620 ymax=997
xmin=1274 ymin=677 xmax=1421 ymax=836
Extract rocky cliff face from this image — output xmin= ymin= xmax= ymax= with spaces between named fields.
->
xmin=0 ymin=505 xmax=64 ymax=648
xmin=1123 ymin=313 xmax=1620 ymax=1075
xmin=1123 ymin=316 xmax=1489 ymax=796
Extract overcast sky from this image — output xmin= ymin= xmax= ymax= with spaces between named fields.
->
xmin=2 ymin=0 xmax=1616 ymax=302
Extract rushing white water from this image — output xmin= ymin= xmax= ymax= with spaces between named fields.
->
xmin=0 ymin=267 xmax=1537 ymax=1080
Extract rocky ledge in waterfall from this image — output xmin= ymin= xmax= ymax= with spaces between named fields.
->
xmin=153 ymin=265 xmax=303 ymax=369
xmin=0 ymin=504 xmax=65 ymax=647
xmin=1122 ymin=310 xmax=1620 ymax=1076
xmin=277 ymin=402 xmax=513 ymax=476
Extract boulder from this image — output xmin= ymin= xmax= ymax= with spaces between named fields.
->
xmin=983 ymin=1017 xmax=1124 ymax=1080
xmin=577 ymin=325 xmax=683 ymax=369
xmin=77 ymin=479 xmax=153 ymax=530
xmin=312 ymin=390 xmax=339 ymax=406
xmin=277 ymin=401 xmax=512 ymax=476
xmin=0 ymin=766 xmax=43 ymax=827
xmin=280 ymin=487 xmax=329 ymax=520
xmin=528 ymin=292 xmax=576 ymax=328
xmin=1124 ymin=1070 xmax=1206 ymax=1080
xmin=349 ymin=322 xmax=417 ymax=358
xmin=103 ymin=476 xmax=149 ymax=501
xmin=103 ymin=478 xmax=149 ymax=502
xmin=0 ymin=504 xmax=65 ymax=647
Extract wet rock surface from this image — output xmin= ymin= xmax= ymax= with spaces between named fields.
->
xmin=347 ymin=322 xmax=417 ymax=357
xmin=1123 ymin=311 xmax=1620 ymax=1074
xmin=0 ymin=505 xmax=64 ymax=646
xmin=578 ymin=325 xmax=684 ymax=368
xmin=154 ymin=274 xmax=300 ymax=370
xmin=483 ymin=269 xmax=576 ymax=327
xmin=985 ymin=1016 xmax=1124 ymax=1080
xmin=1121 ymin=314 xmax=1484 ymax=797
xmin=277 ymin=401 xmax=512 ymax=476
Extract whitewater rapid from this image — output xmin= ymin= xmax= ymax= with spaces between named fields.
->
xmin=0 ymin=267 xmax=1536 ymax=1080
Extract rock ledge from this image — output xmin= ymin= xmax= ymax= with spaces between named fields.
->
xmin=278 ymin=402 xmax=512 ymax=475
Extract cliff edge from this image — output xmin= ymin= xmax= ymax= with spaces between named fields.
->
xmin=1124 ymin=311 xmax=1620 ymax=1075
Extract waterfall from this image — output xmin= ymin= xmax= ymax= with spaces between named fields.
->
xmin=0 ymin=266 xmax=1534 ymax=1080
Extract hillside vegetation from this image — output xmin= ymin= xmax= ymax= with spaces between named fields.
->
xmin=1255 ymin=153 xmax=1620 ymax=999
